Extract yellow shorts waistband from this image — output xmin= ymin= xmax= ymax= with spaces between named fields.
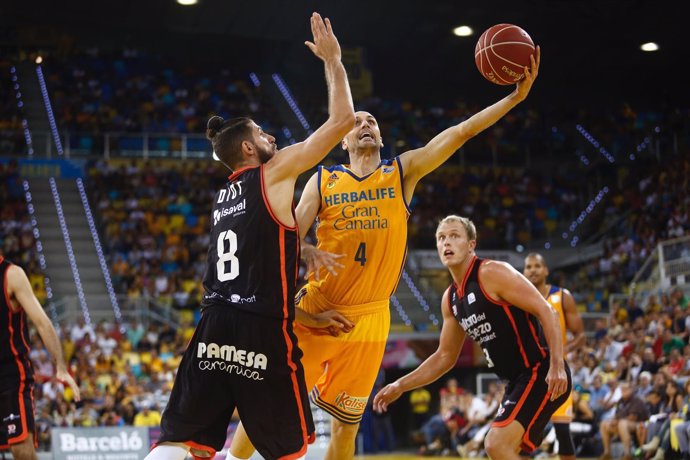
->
xmin=298 ymin=285 xmax=390 ymax=317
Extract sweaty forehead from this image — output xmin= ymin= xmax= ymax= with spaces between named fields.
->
xmin=436 ymin=222 xmax=465 ymax=235
xmin=355 ymin=111 xmax=376 ymax=122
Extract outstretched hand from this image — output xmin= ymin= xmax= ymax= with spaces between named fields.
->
xmin=303 ymin=243 xmax=345 ymax=281
xmin=515 ymin=45 xmax=540 ymax=101
xmin=305 ymin=12 xmax=341 ymax=62
xmin=373 ymin=382 xmax=403 ymax=413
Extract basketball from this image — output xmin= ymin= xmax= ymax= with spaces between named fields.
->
xmin=474 ymin=23 xmax=535 ymax=85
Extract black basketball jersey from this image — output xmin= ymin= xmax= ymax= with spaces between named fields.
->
xmin=0 ymin=257 xmax=34 ymax=383
xmin=202 ymin=165 xmax=300 ymax=320
xmin=447 ymin=256 xmax=548 ymax=380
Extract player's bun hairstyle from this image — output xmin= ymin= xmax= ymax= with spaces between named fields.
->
xmin=206 ymin=115 xmax=226 ymax=140
xmin=206 ymin=115 xmax=253 ymax=169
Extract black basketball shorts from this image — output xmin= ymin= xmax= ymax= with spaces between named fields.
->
xmin=158 ymin=305 xmax=315 ymax=460
xmin=0 ymin=380 xmax=36 ymax=449
xmin=492 ymin=358 xmax=572 ymax=453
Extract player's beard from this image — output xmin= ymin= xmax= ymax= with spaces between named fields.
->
xmin=257 ymin=144 xmax=275 ymax=164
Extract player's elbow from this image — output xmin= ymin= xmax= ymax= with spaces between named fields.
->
xmin=456 ymin=123 xmax=477 ymax=142
xmin=438 ymin=350 xmax=458 ymax=371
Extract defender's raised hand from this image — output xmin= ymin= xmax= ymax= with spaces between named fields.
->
xmin=305 ymin=12 xmax=341 ymax=62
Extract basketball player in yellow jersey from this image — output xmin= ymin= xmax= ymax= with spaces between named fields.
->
xmin=523 ymin=253 xmax=584 ymax=460
xmin=230 ymin=50 xmax=541 ymax=460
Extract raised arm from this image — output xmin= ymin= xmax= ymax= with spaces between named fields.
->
xmin=7 ymin=265 xmax=81 ymax=400
xmin=266 ymin=13 xmax=354 ymax=181
xmin=296 ymin=173 xmax=321 ymax=240
xmin=296 ymin=172 xmax=345 ymax=281
xmin=398 ymin=47 xmax=540 ymax=202
xmin=478 ymin=260 xmax=567 ymax=401
xmin=563 ymin=288 xmax=585 ymax=355
xmin=373 ymin=289 xmax=466 ymax=413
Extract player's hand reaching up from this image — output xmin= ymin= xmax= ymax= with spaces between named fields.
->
xmin=302 ymin=243 xmax=345 ymax=281
xmin=514 ymin=46 xmax=540 ymax=101
xmin=305 ymin=12 xmax=341 ymax=62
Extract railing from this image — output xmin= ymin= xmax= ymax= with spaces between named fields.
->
xmin=52 ymin=295 xmax=182 ymax=329
xmin=19 ymin=130 xmax=213 ymax=159
xmin=609 ymin=235 xmax=690 ymax=313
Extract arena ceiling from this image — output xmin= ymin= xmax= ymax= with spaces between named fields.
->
xmin=3 ymin=0 xmax=685 ymax=108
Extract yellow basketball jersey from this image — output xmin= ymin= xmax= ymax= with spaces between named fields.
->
xmin=545 ymin=285 xmax=567 ymax=344
xmin=308 ymin=158 xmax=410 ymax=309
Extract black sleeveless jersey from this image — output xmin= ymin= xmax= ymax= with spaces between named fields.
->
xmin=202 ymin=165 xmax=300 ymax=320
xmin=0 ymin=257 xmax=34 ymax=384
xmin=447 ymin=256 xmax=548 ymax=380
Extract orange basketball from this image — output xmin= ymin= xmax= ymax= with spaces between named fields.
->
xmin=474 ymin=24 xmax=535 ymax=85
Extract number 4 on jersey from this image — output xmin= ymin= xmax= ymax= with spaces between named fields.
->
xmin=354 ymin=242 xmax=367 ymax=267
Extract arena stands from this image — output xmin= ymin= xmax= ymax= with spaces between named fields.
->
xmin=2 ymin=39 xmax=689 ymax=458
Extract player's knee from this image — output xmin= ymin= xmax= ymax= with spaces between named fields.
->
xmin=483 ymin=430 xmax=506 ymax=458
xmin=228 ymin=425 xmax=255 ymax=458
xmin=10 ymin=437 xmax=37 ymax=460
xmin=331 ymin=419 xmax=360 ymax=441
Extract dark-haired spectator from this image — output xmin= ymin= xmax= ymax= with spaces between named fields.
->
xmin=598 ymin=381 xmax=650 ymax=460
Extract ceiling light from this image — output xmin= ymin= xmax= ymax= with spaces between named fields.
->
xmin=177 ymin=0 xmax=198 ymax=5
xmin=640 ymin=42 xmax=659 ymax=52
xmin=453 ymin=26 xmax=473 ymax=37
xmin=35 ymin=56 xmax=43 ymax=64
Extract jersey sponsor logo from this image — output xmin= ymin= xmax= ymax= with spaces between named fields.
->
xmin=334 ymin=392 xmax=368 ymax=414
xmin=382 ymin=166 xmax=394 ymax=173
xmin=7 ymin=424 xmax=16 ymax=435
xmin=197 ymin=342 xmax=268 ymax=370
xmin=460 ymin=312 xmax=497 ymax=344
xmin=468 ymin=292 xmax=476 ymax=304
xmin=452 ymin=303 xmax=458 ymax=317
xmin=333 ymin=204 xmax=389 ymax=231
xmin=460 ymin=312 xmax=486 ymax=330
xmin=549 ymin=294 xmax=561 ymax=304
xmin=323 ymin=187 xmax=396 ymax=207
xmin=213 ymin=199 xmax=247 ymax=225
xmin=3 ymin=413 xmax=20 ymax=422
xmin=496 ymin=406 xmax=505 ymax=417
xmin=230 ymin=293 xmax=256 ymax=304
xmin=197 ymin=360 xmax=265 ymax=380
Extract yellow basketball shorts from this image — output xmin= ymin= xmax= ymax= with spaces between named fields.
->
xmin=551 ymin=390 xmax=574 ymax=423
xmin=294 ymin=287 xmax=390 ymax=425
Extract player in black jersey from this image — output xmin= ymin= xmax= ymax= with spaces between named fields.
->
xmin=0 ymin=256 xmax=80 ymax=460
xmin=146 ymin=12 xmax=355 ymax=460
xmin=373 ymin=216 xmax=570 ymax=460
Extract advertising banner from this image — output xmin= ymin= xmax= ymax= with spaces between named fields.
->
xmin=51 ymin=427 xmax=150 ymax=460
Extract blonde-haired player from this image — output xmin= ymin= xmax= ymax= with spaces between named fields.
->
xmin=230 ymin=49 xmax=541 ymax=460
xmin=523 ymin=253 xmax=584 ymax=460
